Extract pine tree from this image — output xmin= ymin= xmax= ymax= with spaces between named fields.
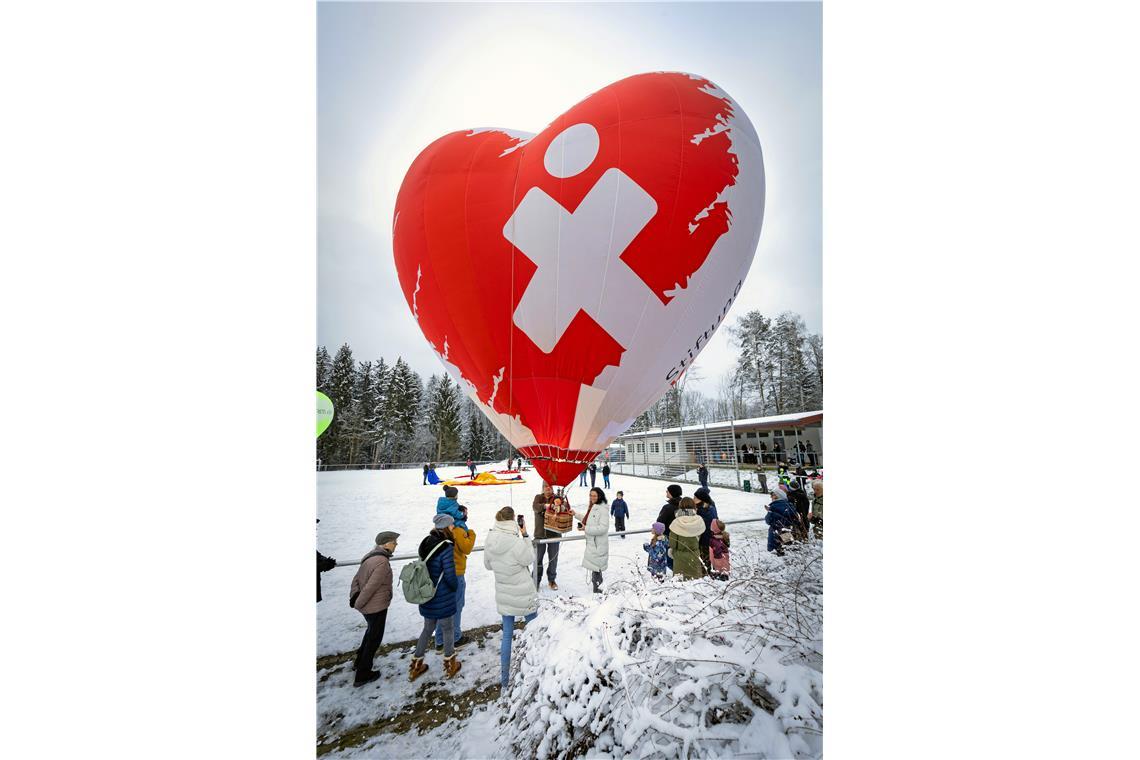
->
xmin=320 ymin=343 xmax=358 ymax=465
xmin=729 ymin=311 xmax=775 ymax=416
xmin=369 ymin=358 xmax=391 ymax=464
xmin=426 ymin=374 xmax=462 ymax=461
xmin=350 ymin=360 xmax=378 ymax=465
xmin=462 ymin=399 xmax=487 ymax=461
xmin=316 ymin=346 xmax=332 ymax=392
xmin=385 ymin=358 xmax=422 ymax=463
xmin=805 ymin=334 xmax=823 ymax=410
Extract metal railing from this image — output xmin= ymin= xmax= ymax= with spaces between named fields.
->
xmin=331 ymin=517 xmax=770 ymax=568
xmin=317 ymin=459 xmax=514 ymax=472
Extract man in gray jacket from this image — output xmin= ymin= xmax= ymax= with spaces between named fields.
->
xmin=350 ymin=531 xmax=399 ymax=687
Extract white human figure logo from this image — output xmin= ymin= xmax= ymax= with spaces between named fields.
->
xmin=504 ymin=123 xmax=663 ymax=354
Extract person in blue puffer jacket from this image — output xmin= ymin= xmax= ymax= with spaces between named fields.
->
xmin=436 ymin=485 xmax=469 ymax=530
xmin=765 ymin=489 xmax=799 ymax=555
xmin=409 ymin=514 xmax=460 ymax=682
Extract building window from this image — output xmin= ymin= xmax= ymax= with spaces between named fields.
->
xmin=745 ymin=432 xmax=758 ymax=439
xmin=758 ymin=431 xmax=769 ymax=437
xmin=665 ymin=441 xmax=677 ymax=453
xmin=636 ymin=443 xmax=645 ymax=453
xmin=649 ymin=442 xmax=660 ymax=454
xmin=784 ymin=430 xmax=797 ymax=436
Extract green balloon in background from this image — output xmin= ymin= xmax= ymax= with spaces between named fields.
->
xmin=317 ymin=391 xmax=335 ymax=437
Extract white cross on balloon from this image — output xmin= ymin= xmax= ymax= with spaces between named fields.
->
xmin=503 ymin=123 xmax=666 ymax=354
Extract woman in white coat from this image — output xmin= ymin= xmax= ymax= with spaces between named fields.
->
xmin=573 ymin=487 xmax=611 ymax=594
xmin=483 ymin=506 xmax=539 ymax=689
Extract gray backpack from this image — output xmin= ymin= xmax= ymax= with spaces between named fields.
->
xmin=399 ymin=539 xmax=449 ymax=604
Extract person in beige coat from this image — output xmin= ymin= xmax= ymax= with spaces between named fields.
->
xmin=573 ymin=487 xmax=611 ymax=593
xmin=668 ymin=498 xmax=706 ymax=580
xmin=349 ymin=530 xmax=399 ymax=687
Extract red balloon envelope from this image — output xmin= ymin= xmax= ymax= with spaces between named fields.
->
xmin=393 ymin=72 xmax=765 ymax=486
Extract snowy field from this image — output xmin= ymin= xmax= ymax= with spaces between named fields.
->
xmin=317 ymin=464 xmax=778 ymax=657
xmin=317 ymin=464 xmax=821 ymax=758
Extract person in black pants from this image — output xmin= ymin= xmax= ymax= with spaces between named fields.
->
xmin=422 ymin=463 xmax=430 ymax=485
xmin=610 ymin=491 xmax=629 ymax=537
xmin=589 ymin=462 xmax=598 ymax=487
xmin=655 ymin=485 xmax=683 ymax=570
xmin=349 ymin=531 xmax=399 ymax=687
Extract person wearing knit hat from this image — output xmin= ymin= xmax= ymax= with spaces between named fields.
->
xmin=349 ymin=530 xmax=400 ymax=687
xmin=410 ymin=513 xmax=460 ymax=682
xmin=692 ymin=486 xmax=719 ymax=574
xmin=436 ymin=486 xmax=468 ymax=529
xmin=668 ymin=498 xmax=707 ymax=581
xmin=643 ymin=521 xmax=669 ymax=580
xmin=433 ymin=510 xmax=475 ymax=650
xmin=785 ymin=480 xmax=810 ymax=541
xmin=655 ymin=485 xmax=683 ymax=572
xmin=765 ymin=487 xmax=798 ymax=555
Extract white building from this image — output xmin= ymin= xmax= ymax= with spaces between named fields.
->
xmin=614 ymin=410 xmax=823 ymax=469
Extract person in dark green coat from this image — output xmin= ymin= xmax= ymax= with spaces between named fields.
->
xmin=668 ymin=497 xmax=706 ymax=580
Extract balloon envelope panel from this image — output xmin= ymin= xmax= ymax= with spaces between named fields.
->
xmin=393 ymin=72 xmax=765 ymax=486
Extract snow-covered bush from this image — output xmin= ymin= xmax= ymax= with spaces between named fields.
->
xmin=501 ymin=538 xmax=823 ymax=758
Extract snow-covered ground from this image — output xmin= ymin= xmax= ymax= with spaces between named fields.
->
xmin=317 ymin=463 xmax=776 ymax=657
xmin=317 ymin=464 xmax=821 ymax=758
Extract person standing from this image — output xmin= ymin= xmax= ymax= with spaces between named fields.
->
xmin=589 ymin=462 xmax=598 ymax=487
xmin=794 ymin=464 xmax=809 ymax=492
xmin=810 ymin=480 xmax=823 ymax=539
xmin=693 ymin=487 xmax=719 ymax=574
xmin=467 ymin=458 xmax=476 ymax=479
xmin=531 ymin=483 xmax=564 ymax=590
xmin=610 ymin=491 xmax=629 ymax=537
xmin=655 ymin=484 xmax=683 ymax=571
xmin=708 ymin=520 xmax=731 ymax=580
xmin=435 ymin=507 xmax=475 ymax=649
xmin=643 ymin=523 xmax=669 ymax=580
xmin=573 ymin=487 xmax=610 ymax=593
xmin=698 ymin=463 xmax=710 ymax=490
xmin=317 ymin=551 xmax=336 ymax=603
xmin=806 ymin=442 xmax=816 ymax=466
xmin=316 ymin=518 xmax=336 ymax=603
xmin=579 ymin=468 xmax=588 ymax=487
xmin=349 ymin=530 xmax=399 ymax=687
xmin=786 ymin=480 xmax=811 ymax=542
xmin=668 ymin=498 xmax=706 ymax=580
xmin=765 ymin=490 xmax=798 ymax=555
xmin=422 ymin=463 xmax=430 ymax=485
xmin=409 ymin=516 xmax=460 ymax=682
xmin=602 ymin=463 xmax=611 ymax=489
xmin=760 ymin=441 xmax=768 ymax=464
xmin=484 ymin=506 xmax=539 ymax=689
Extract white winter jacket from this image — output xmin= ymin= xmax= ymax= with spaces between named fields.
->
xmin=483 ymin=519 xmax=538 ymax=617
xmin=573 ymin=503 xmax=611 ymax=572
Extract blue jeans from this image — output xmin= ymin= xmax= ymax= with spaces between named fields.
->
xmin=579 ymin=472 xmax=587 ymax=485
xmin=435 ymin=575 xmax=465 ymax=645
xmin=603 ymin=475 xmax=610 ymax=488
xmin=501 ymin=612 xmax=537 ymax=688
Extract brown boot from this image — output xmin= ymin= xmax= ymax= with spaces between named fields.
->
xmin=408 ymin=656 xmax=428 ymax=682
xmin=443 ymin=654 xmax=462 ymax=679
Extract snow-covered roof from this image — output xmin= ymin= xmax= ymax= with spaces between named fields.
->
xmin=616 ymin=410 xmax=823 ymax=439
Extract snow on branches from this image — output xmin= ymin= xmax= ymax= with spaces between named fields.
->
xmin=500 ymin=538 xmax=823 ymax=759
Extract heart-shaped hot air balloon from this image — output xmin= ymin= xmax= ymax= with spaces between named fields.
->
xmin=393 ymin=72 xmax=765 ymax=486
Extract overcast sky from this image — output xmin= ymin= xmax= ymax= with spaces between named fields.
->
xmin=318 ymin=1 xmax=820 ymax=396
